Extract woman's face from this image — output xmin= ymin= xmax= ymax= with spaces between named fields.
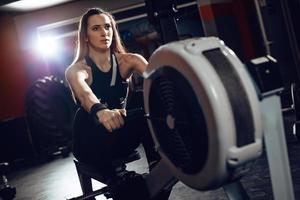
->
xmin=86 ymin=13 xmax=113 ymax=51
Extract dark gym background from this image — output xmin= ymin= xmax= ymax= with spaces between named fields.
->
xmin=0 ymin=0 xmax=300 ymax=199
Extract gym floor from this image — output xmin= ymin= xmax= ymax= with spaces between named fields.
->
xmin=6 ymin=112 xmax=300 ymax=200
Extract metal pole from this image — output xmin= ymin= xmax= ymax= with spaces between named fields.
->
xmin=253 ymin=0 xmax=271 ymax=55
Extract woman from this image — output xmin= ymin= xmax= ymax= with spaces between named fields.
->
xmin=65 ymin=8 xmax=160 ymax=181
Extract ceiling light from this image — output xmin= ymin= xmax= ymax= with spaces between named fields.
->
xmin=1 ymin=0 xmax=74 ymax=11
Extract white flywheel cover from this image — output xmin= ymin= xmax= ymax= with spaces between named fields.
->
xmin=143 ymin=37 xmax=263 ymax=190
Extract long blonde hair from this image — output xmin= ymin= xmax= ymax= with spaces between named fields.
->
xmin=72 ymin=8 xmax=126 ymax=65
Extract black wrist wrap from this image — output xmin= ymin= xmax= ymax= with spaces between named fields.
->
xmin=90 ymin=103 xmax=107 ymax=120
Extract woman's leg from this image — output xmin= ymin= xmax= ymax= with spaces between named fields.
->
xmin=73 ymin=108 xmax=116 ymax=176
xmin=113 ymin=116 xmax=160 ymax=167
xmin=118 ymin=116 xmax=171 ymax=200
xmin=73 ymin=108 xmax=170 ymax=199
xmin=72 ymin=108 xmax=153 ymax=174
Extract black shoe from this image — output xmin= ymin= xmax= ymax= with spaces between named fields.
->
xmin=107 ymin=170 xmax=149 ymax=200
xmin=153 ymin=188 xmax=172 ymax=200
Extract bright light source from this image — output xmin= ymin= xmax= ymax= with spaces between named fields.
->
xmin=1 ymin=0 xmax=74 ymax=11
xmin=35 ymin=36 xmax=59 ymax=57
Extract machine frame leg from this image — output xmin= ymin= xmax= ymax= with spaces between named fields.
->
xmin=261 ymin=95 xmax=295 ymax=200
xmin=145 ymin=160 xmax=177 ymax=199
xmin=223 ymin=181 xmax=250 ymax=200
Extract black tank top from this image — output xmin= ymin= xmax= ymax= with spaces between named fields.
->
xmin=85 ymin=53 xmax=128 ymax=109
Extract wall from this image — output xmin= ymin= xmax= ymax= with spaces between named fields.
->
xmin=0 ymin=15 xmax=29 ymax=120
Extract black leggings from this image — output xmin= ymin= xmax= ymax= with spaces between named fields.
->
xmin=72 ymin=108 xmax=159 ymax=176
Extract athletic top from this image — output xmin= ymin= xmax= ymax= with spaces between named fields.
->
xmin=85 ymin=53 xmax=128 ymax=109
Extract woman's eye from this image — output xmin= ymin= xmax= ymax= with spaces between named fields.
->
xmin=105 ymin=24 xmax=111 ymax=30
xmin=92 ymin=27 xmax=98 ymax=31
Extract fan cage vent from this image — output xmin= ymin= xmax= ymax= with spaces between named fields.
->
xmin=149 ymin=66 xmax=208 ymax=174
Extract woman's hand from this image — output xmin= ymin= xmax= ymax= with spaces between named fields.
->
xmin=96 ymin=109 xmax=126 ymax=132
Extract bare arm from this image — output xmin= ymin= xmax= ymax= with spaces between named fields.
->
xmin=118 ymin=53 xmax=149 ymax=78
xmin=130 ymin=53 xmax=149 ymax=75
xmin=65 ymin=61 xmax=124 ymax=132
xmin=65 ymin=61 xmax=99 ymax=112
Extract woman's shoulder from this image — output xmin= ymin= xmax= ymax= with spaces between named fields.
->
xmin=65 ymin=59 xmax=90 ymax=77
xmin=68 ymin=59 xmax=90 ymax=71
xmin=115 ymin=52 xmax=145 ymax=63
xmin=115 ymin=52 xmax=148 ymax=76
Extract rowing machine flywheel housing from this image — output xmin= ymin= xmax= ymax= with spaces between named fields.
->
xmin=143 ymin=37 xmax=263 ymax=190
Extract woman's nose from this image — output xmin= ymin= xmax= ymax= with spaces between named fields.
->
xmin=99 ymin=27 xmax=107 ymax=36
